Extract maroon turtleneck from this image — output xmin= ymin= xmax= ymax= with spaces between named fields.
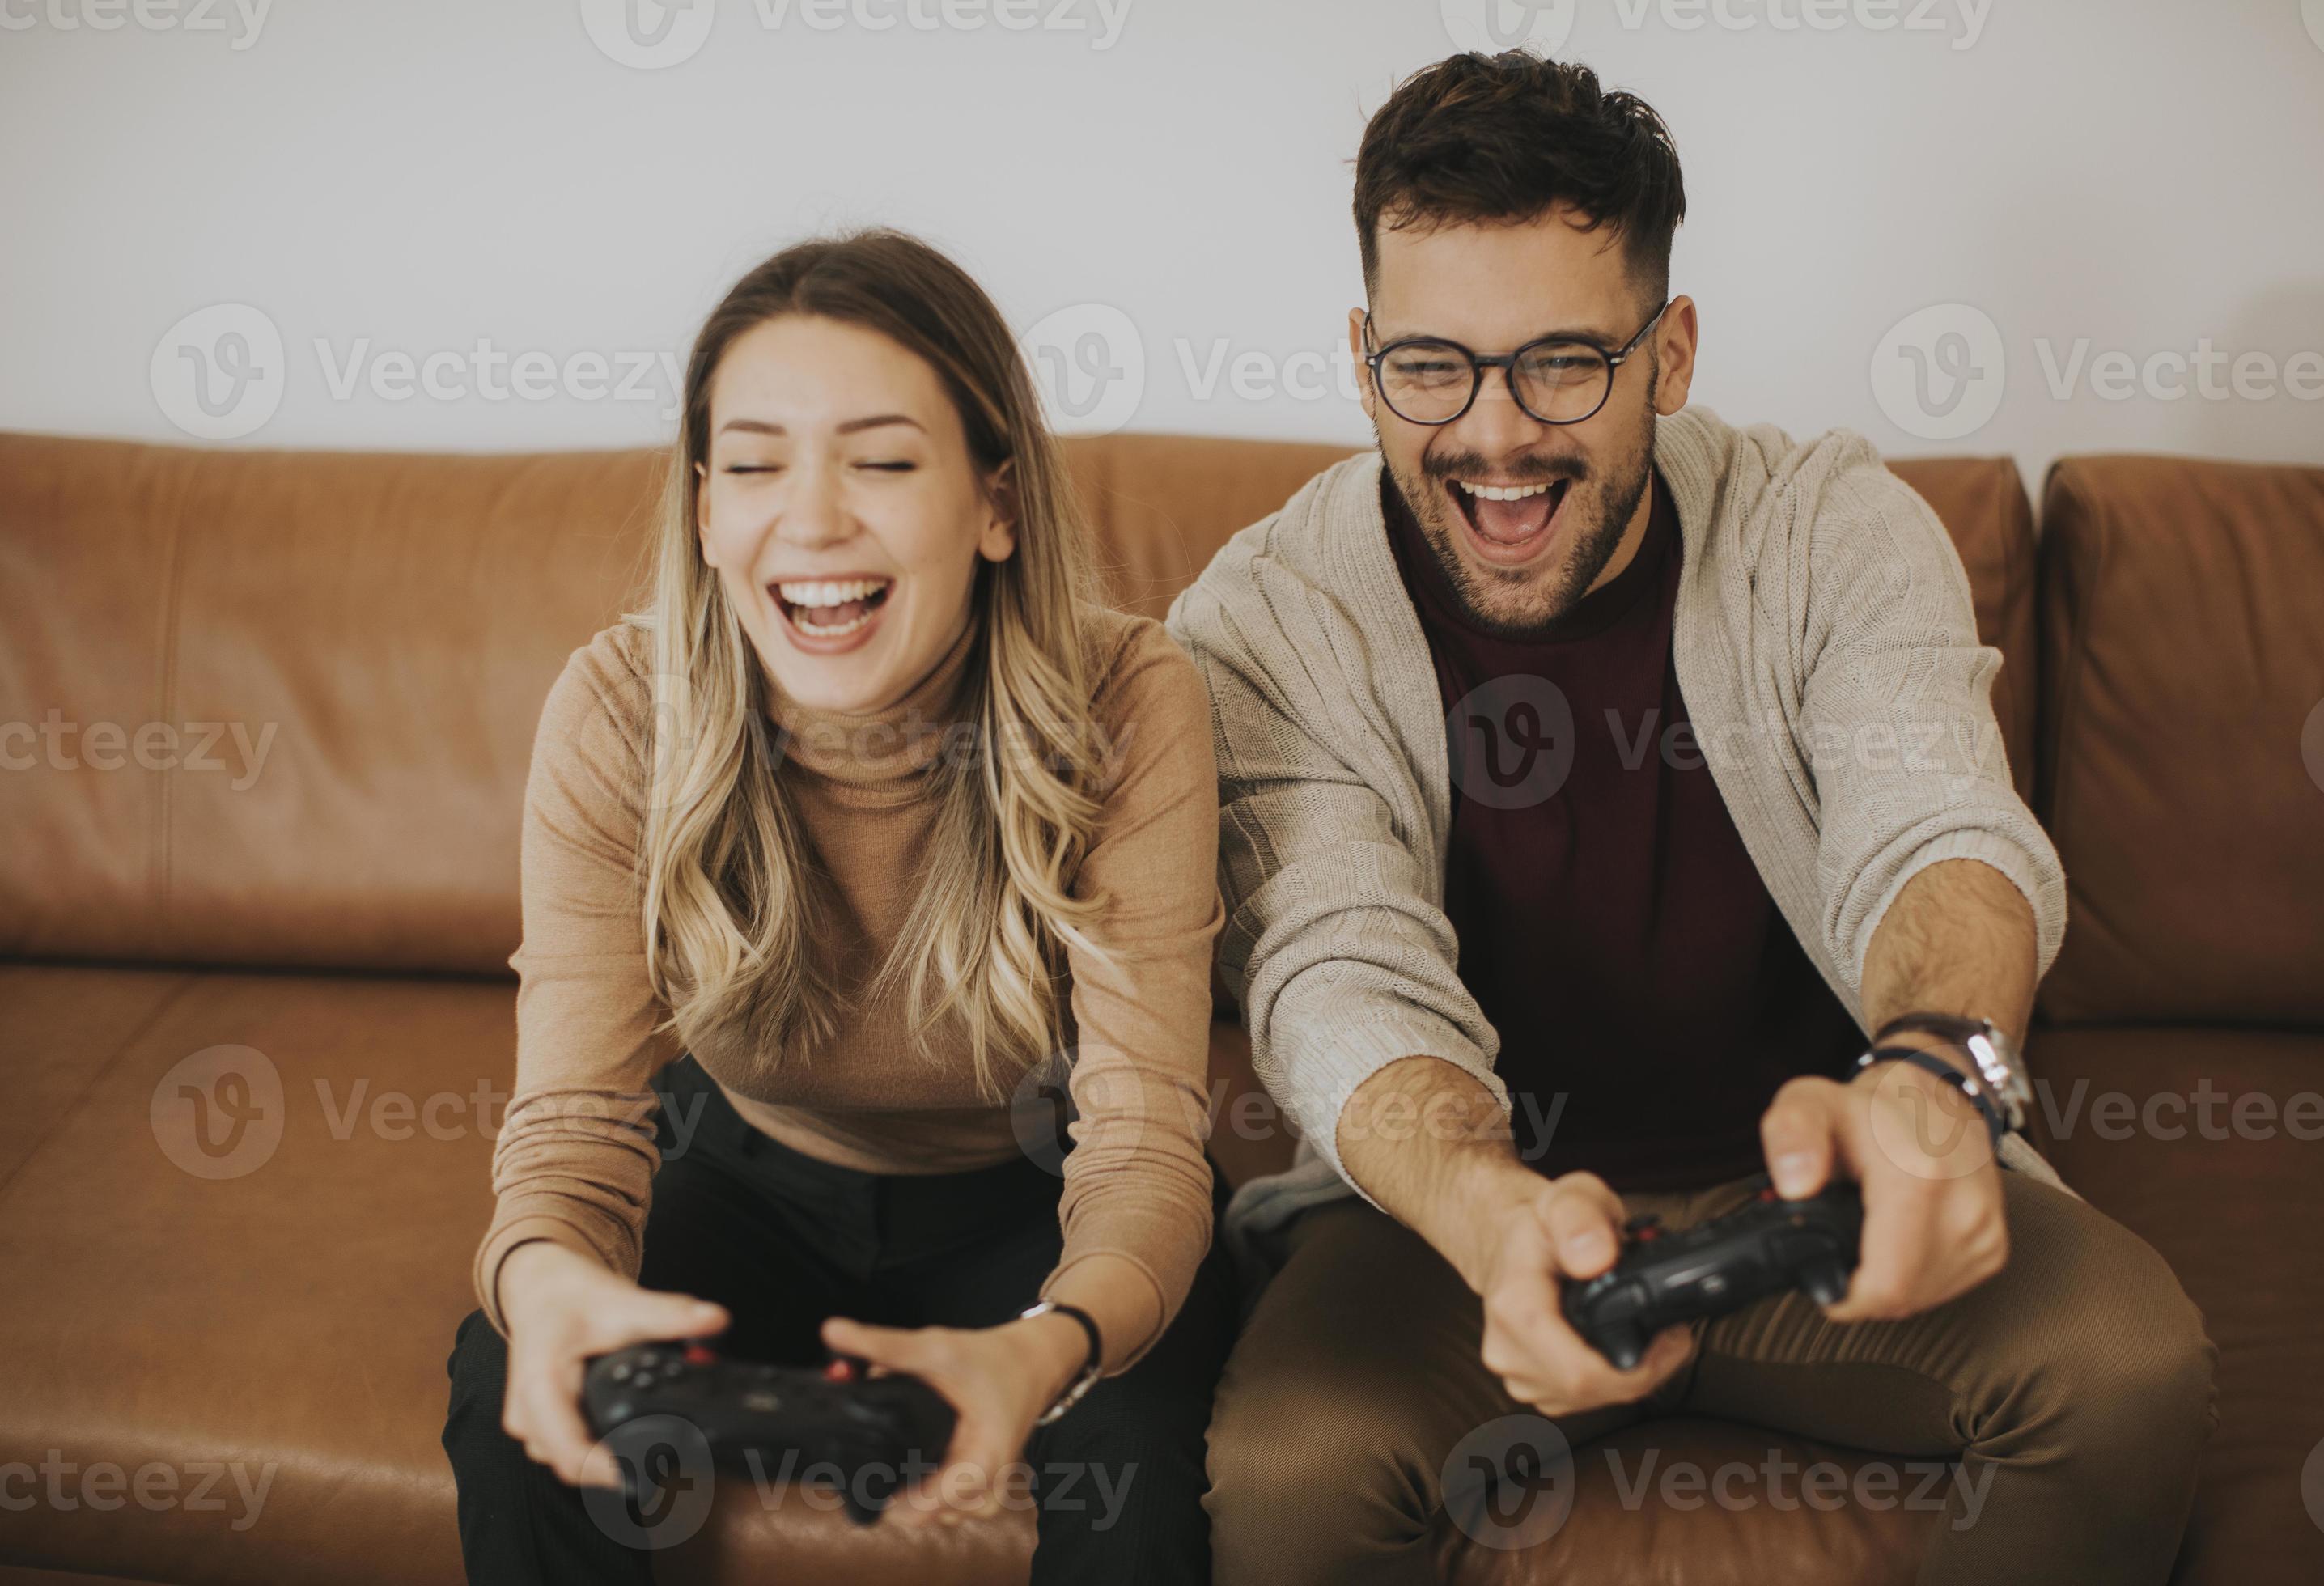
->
xmin=1384 ymin=467 xmax=1864 ymax=1191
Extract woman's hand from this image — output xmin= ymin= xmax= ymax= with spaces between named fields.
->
xmin=820 ymin=1310 xmax=1091 ymax=1526
xmin=496 ymin=1241 xmax=730 ymax=1489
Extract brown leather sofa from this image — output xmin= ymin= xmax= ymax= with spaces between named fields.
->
xmin=2 ymin=427 xmax=2318 ymax=1585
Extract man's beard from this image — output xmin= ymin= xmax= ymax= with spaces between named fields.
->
xmin=1383 ymin=403 xmax=1656 ymax=638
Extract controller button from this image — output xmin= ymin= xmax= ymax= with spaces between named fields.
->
xmin=631 ymin=1371 xmax=655 ymax=1389
xmin=609 ymin=1362 xmax=633 ymax=1381
xmin=1633 ymin=1223 xmax=1662 ymax=1241
xmin=684 ymin=1343 xmax=716 ymax=1366
xmin=1757 ymin=1185 xmax=1780 ymax=1202
xmin=825 ymin=1359 xmax=858 ymax=1383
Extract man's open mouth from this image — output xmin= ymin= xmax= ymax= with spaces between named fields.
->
xmin=1447 ymin=476 xmax=1573 ymax=550
xmin=773 ymin=576 xmax=893 ymax=638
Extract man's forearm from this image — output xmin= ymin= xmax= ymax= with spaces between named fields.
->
xmin=1336 ymin=1054 xmax=1537 ymax=1292
xmin=1335 ymin=862 xmax=2034 ymax=1287
xmin=1860 ymin=857 xmax=2039 ymax=1046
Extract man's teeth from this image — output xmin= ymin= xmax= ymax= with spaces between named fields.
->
xmin=1455 ymin=480 xmax=1557 ymax=502
xmin=775 ymin=578 xmax=888 ymax=608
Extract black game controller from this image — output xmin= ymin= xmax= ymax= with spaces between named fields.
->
xmin=583 ymin=1342 xmax=957 ymax=1525
xmin=1559 ymin=1173 xmax=1864 ymax=1369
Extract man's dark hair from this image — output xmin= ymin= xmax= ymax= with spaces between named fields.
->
xmin=1354 ymin=53 xmax=1686 ymax=305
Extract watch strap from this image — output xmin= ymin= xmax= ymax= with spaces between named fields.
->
xmin=1870 ymin=1012 xmax=2029 ymax=1134
xmin=1854 ymin=1044 xmax=2008 ymax=1147
xmin=1872 ymin=1012 xmax=1988 ymax=1046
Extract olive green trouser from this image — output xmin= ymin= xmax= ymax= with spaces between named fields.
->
xmin=1207 ymin=1170 xmax=2217 ymax=1586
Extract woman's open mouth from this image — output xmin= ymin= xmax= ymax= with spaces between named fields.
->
xmin=771 ymin=576 xmax=893 ymax=652
xmin=1446 ymin=475 xmax=1574 ymax=566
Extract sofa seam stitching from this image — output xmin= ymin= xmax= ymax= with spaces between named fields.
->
xmin=2045 ymin=469 xmax=2105 ymax=990
xmin=155 ymin=460 xmax=193 ymax=935
xmin=0 ymin=970 xmax=202 ymax=1207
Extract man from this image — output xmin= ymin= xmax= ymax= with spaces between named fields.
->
xmin=1166 ymin=52 xmax=2216 ymax=1586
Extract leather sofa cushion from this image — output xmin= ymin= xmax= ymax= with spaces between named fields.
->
xmin=2026 ymin=1024 xmax=2324 ymax=1584
xmin=0 ymin=977 xmax=1304 ymax=1581
xmin=12 ymin=1006 xmax=2310 ymax=1584
xmin=0 ymin=970 xmax=1958 ymax=1586
xmin=0 ymin=965 xmax=1054 ymax=1586
xmin=0 ymin=963 xmax=196 ymax=1189
xmin=0 ymin=965 xmax=496 ymax=1584
xmin=2034 ymin=456 xmax=2324 ymax=1025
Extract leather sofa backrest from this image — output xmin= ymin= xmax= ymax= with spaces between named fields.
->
xmin=0 ymin=429 xmax=2038 ymax=977
xmin=1886 ymin=457 xmax=2040 ymax=804
xmin=0 ymin=435 xmax=665 ymax=974
xmin=1067 ymin=431 xmax=1360 ymax=620
xmin=2034 ymin=455 xmax=2324 ymax=1026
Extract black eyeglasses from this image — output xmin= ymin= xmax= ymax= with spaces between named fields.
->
xmin=1362 ymin=299 xmax=1670 ymax=427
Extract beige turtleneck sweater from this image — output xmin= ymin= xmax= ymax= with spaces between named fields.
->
xmin=474 ymin=604 xmax=1224 ymax=1368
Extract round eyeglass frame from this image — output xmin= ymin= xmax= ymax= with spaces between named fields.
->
xmin=1361 ymin=299 xmax=1671 ymax=427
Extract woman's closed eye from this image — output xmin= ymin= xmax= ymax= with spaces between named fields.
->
xmin=723 ymin=460 xmax=915 ymax=475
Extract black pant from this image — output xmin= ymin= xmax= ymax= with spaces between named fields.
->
xmin=442 ymin=1055 xmax=1239 ymax=1585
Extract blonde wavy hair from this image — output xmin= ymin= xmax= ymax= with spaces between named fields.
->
xmin=630 ymin=231 xmax=1113 ymax=1100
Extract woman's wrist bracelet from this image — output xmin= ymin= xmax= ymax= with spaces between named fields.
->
xmin=1016 ymin=1300 xmax=1104 ymax=1425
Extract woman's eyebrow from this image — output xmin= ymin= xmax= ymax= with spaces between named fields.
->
xmin=838 ymin=413 xmax=924 ymax=435
xmin=714 ymin=413 xmax=926 ymax=437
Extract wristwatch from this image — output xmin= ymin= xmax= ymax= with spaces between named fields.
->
xmin=1017 ymin=1300 xmax=1104 ymax=1426
xmin=1856 ymin=1012 xmax=2033 ymax=1143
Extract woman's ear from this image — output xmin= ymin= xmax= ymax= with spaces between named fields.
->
xmin=977 ymin=457 xmax=1019 ymax=564
xmin=693 ymin=459 xmax=720 ymax=568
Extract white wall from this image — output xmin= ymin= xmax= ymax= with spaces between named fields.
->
xmin=4 ymin=0 xmax=2321 ymax=490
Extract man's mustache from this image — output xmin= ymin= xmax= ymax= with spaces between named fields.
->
xmin=1419 ymin=452 xmax=1590 ymax=485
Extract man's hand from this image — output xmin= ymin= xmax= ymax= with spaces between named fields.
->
xmin=1758 ymin=1054 xmax=2008 ymax=1324
xmin=1336 ymin=1056 xmax=1693 ymax=1416
xmin=1466 ymin=1167 xmax=1696 ymax=1416
xmin=1781 ymin=853 xmax=2039 ymax=1325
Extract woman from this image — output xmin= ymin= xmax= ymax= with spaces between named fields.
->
xmin=440 ymin=230 xmax=1235 ymax=1584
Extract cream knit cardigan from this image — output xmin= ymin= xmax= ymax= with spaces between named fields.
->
xmin=1165 ymin=405 xmax=2071 ymax=1273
